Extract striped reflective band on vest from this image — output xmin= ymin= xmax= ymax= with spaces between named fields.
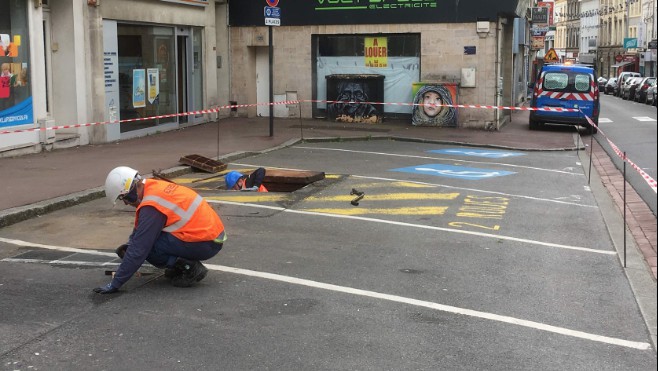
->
xmin=142 ymin=193 xmax=204 ymax=233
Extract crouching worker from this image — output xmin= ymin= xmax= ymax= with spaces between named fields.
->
xmin=225 ymin=167 xmax=268 ymax=192
xmin=94 ymin=166 xmax=226 ymax=294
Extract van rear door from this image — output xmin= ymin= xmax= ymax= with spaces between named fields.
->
xmin=537 ymin=69 xmax=597 ymax=119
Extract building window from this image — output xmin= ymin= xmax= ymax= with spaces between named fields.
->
xmin=117 ymin=24 xmax=176 ymax=133
xmin=0 ymin=0 xmax=32 ymax=128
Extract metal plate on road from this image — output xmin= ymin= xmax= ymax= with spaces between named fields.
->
xmin=428 ymin=148 xmax=525 ymax=158
xmin=391 ymin=164 xmax=515 ymax=180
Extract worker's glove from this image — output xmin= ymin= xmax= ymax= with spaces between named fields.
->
xmin=115 ymin=243 xmax=129 ymax=259
xmin=93 ymin=283 xmax=118 ymax=294
xmin=239 ymin=186 xmax=259 ymax=192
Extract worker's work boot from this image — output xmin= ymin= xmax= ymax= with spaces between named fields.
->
xmin=164 ymin=266 xmax=183 ymax=279
xmin=170 ymin=258 xmax=208 ymax=287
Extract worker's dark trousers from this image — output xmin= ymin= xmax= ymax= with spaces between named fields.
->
xmin=146 ymin=232 xmax=223 ymax=268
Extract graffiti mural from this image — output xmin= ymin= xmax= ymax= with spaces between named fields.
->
xmin=411 ymin=83 xmax=458 ymax=127
xmin=327 ymin=75 xmax=383 ymax=123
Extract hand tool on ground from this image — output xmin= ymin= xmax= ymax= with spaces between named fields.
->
xmin=350 ymin=188 xmax=365 ymax=206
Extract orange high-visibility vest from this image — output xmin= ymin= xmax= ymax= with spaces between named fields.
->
xmin=136 ymin=179 xmax=224 ymax=242
xmin=257 ymin=184 xmax=268 ymax=192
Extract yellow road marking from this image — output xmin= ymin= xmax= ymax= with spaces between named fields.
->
xmin=305 ymin=193 xmax=459 ymax=202
xmin=351 ymin=181 xmax=433 ymax=189
xmin=302 ymin=206 xmax=449 ymax=215
xmin=172 ymin=178 xmax=196 ymax=184
xmin=205 ymin=194 xmax=291 ymax=202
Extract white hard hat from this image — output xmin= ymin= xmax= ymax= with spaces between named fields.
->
xmin=105 ymin=166 xmax=140 ymax=204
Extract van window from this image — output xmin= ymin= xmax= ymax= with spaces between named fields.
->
xmin=543 ymin=72 xmax=591 ymax=93
xmin=544 ymin=73 xmax=568 ymax=90
xmin=574 ymin=75 xmax=590 ymax=92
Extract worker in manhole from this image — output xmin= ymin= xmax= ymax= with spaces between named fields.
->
xmin=225 ymin=167 xmax=268 ymax=192
xmin=93 ymin=166 xmax=226 ymax=294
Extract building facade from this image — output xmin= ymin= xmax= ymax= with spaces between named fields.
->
xmin=1 ymin=0 xmax=531 ymax=157
xmin=228 ymin=0 xmax=531 ymax=130
xmin=579 ymin=0 xmax=600 ymax=66
xmin=1 ymin=0 xmax=230 ymax=157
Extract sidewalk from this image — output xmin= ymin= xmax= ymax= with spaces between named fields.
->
xmin=0 ymin=110 xmax=655 ymax=279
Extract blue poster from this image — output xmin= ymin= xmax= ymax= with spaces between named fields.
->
xmin=0 ymin=97 xmax=33 ymax=128
xmin=428 ymin=148 xmax=525 ymax=158
xmin=132 ymin=69 xmax=146 ymax=108
xmin=391 ymin=164 xmax=515 ymax=180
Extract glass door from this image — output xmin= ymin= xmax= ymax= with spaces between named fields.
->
xmin=176 ymin=27 xmax=204 ymax=126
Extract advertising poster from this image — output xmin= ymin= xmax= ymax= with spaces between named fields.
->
xmin=132 ymin=69 xmax=146 ymax=108
xmin=147 ymin=68 xmax=159 ymax=104
xmin=365 ymin=37 xmax=387 ymax=68
xmin=411 ymin=82 xmax=458 ymax=127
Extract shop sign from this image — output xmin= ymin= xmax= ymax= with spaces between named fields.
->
xmin=531 ymin=7 xmax=548 ymax=25
xmin=623 ymin=38 xmax=637 ymax=49
xmin=531 ymin=36 xmax=545 ymax=50
xmin=538 ymin=1 xmax=554 ymax=26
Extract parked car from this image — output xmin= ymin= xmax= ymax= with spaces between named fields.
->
xmin=647 ymin=81 xmax=657 ymax=106
xmin=597 ymin=76 xmax=608 ymax=90
xmin=621 ymin=76 xmax=642 ymax=100
xmin=604 ymin=77 xmax=617 ymax=95
xmin=634 ymin=77 xmax=656 ymax=103
xmin=529 ymin=64 xmax=600 ymax=134
xmin=615 ymin=71 xmax=641 ymax=96
xmin=626 ymin=77 xmax=644 ymax=100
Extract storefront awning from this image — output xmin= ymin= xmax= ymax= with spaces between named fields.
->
xmin=611 ymin=61 xmax=633 ymax=68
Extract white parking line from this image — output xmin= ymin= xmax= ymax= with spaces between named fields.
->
xmin=0 ymin=253 xmax=650 ymax=351
xmin=598 ymin=118 xmax=613 ymax=123
xmin=632 ymin=117 xmax=657 ymax=122
xmin=293 ymin=146 xmax=582 ymax=175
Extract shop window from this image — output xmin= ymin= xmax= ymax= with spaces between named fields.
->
xmin=0 ymin=0 xmax=33 ymax=128
xmin=318 ymin=34 xmax=419 ymax=57
xmin=117 ymin=25 xmax=175 ymax=133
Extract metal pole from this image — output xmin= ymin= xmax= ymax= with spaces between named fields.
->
xmin=299 ymin=103 xmax=303 ymax=140
xmin=269 ymin=26 xmax=274 ymax=137
xmin=623 ymin=151 xmax=627 ymax=268
xmin=588 ymin=134 xmax=594 ymax=185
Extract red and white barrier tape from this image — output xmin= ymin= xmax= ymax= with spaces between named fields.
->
xmin=301 ymin=99 xmax=580 ymax=112
xmin=0 ymin=99 xmax=581 ymax=136
xmin=583 ymin=113 xmax=657 ymax=193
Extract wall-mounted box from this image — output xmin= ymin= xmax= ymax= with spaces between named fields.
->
xmin=461 ymin=68 xmax=476 ymax=88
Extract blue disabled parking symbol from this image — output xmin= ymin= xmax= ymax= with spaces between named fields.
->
xmin=428 ymin=148 xmax=525 ymax=158
xmin=391 ymin=164 xmax=515 ymax=180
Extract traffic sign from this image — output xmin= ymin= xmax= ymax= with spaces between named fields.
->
xmin=265 ymin=18 xmax=280 ymax=26
xmin=264 ymin=6 xmax=280 ymax=18
xmin=544 ymin=48 xmax=559 ymax=62
xmin=265 ymin=0 xmax=279 ymax=6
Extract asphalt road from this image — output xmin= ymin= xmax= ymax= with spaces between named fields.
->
xmin=0 ymin=140 xmax=656 ymax=370
xmin=596 ymin=93 xmax=657 ymax=216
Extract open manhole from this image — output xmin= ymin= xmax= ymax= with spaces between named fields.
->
xmin=261 ymin=169 xmax=325 ymax=192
